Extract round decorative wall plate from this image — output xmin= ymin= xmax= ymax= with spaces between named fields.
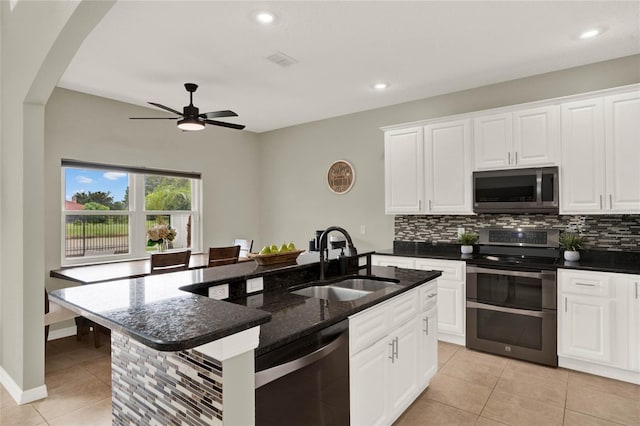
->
xmin=327 ymin=160 xmax=355 ymax=194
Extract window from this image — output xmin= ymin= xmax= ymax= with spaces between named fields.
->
xmin=62 ymin=160 xmax=201 ymax=265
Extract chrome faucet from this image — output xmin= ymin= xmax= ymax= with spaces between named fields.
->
xmin=318 ymin=226 xmax=358 ymax=281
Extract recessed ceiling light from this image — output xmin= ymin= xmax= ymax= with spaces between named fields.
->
xmin=579 ymin=29 xmax=600 ymax=39
xmin=255 ymin=11 xmax=276 ymax=25
xmin=373 ymin=83 xmax=389 ymax=90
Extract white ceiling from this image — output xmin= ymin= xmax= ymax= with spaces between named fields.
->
xmin=58 ymin=1 xmax=640 ymax=133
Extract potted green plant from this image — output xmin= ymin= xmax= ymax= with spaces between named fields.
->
xmin=559 ymin=232 xmax=587 ymax=261
xmin=458 ymin=231 xmax=478 ymax=254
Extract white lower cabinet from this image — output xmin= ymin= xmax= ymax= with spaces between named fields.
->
xmin=558 ymin=269 xmax=640 ymax=384
xmin=389 ymin=319 xmax=419 ymax=416
xmin=349 ymin=281 xmax=438 ymax=425
xmin=413 ymin=258 xmax=466 ymax=345
xmin=350 ymin=338 xmax=390 ymax=426
xmin=371 ymin=255 xmax=466 ymax=345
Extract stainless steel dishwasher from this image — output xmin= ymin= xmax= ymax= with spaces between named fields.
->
xmin=255 ymin=319 xmax=350 ymax=426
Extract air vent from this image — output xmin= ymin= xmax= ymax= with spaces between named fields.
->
xmin=266 ymin=51 xmax=298 ymax=67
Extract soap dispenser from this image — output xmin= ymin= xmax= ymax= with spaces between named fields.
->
xmin=337 ymin=247 xmax=348 ymax=275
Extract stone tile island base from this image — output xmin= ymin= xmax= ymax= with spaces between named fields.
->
xmin=111 ymin=328 xmax=259 ymax=426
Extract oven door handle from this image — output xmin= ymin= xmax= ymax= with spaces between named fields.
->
xmin=467 ymin=301 xmax=546 ymax=318
xmin=467 ymin=266 xmax=554 ymax=280
xmin=255 ymin=331 xmax=347 ymax=389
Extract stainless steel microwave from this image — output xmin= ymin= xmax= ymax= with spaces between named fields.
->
xmin=472 ymin=166 xmax=559 ymax=213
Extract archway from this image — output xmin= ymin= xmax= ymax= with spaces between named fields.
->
xmin=1 ymin=0 xmax=115 ymax=404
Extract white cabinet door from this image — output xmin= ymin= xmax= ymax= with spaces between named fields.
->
xmin=384 ymin=127 xmax=424 ymax=214
xmin=558 ymin=269 xmax=633 ymax=373
xmin=435 ymin=280 xmax=465 ymax=336
xmin=560 ymin=293 xmax=613 ymax=364
xmin=388 ymin=319 xmax=419 ymax=419
xmin=424 ymin=120 xmax=473 ymax=214
xmin=605 ymin=91 xmax=640 ymax=213
xmin=474 ymin=113 xmax=512 ymax=170
xmin=630 ymin=279 xmax=640 ymax=372
xmin=350 ymin=338 xmax=390 ymax=426
xmin=417 ymin=306 xmax=438 ymax=386
xmin=414 ymin=258 xmax=466 ymax=341
xmin=513 ymin=105 xmax=559 ymax=167
xmin=560 ymin=98 xmax=606 ymax=213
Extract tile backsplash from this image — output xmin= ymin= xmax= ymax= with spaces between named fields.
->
xmin=395 ymin=214 xmax=640 ymax=251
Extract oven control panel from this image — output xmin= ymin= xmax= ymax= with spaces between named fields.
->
xmin=479 ymin=229 xmax=559 ymax=248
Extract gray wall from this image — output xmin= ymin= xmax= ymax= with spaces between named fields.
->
xmin=45 ymin=88 xmax=262 ymax=291
xmin=257 ymin=55 xmax=640 ymax=252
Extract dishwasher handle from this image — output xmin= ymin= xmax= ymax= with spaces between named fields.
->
xmin=255 ymin=331 xmax=348 ymax=389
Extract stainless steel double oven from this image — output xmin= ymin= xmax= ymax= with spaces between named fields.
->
xmin=465 ymin=229 xmax=559 ymax=367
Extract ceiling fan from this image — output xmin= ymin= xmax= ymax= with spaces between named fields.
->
xmin=129 ymin=83 xmax=245 ymax=131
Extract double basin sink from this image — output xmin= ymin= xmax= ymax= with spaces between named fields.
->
xmin=290 ymin=277 xmax=400 ymax=302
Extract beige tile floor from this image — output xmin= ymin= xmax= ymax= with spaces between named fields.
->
xmin=1 ymin=338 xmax=638 ymax=425
xmin=395 ymin=342 xmax=640 ymax=426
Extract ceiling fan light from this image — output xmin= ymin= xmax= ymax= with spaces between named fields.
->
xmin=177 ymin=117 xmax=205 ymax=131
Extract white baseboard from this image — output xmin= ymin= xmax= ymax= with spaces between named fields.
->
xmin=0 ymin=365 xmax=48 ymax=405
xmin=559 ymin=356 xmax=640 ymax=385
xmin=47 ymin=325 xmax=77 ymax=341
xmin=438 ymin=333 xmax=465 ymax=346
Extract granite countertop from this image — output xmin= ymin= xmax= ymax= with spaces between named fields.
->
xmin=49 ymin=272 xmax=272 ymax=351
xmin=376 ymin=242 xmax=640 ymax=275
xmin=48 ymin=253 xmax=333 ymax=351
xmin=228 ymin=265 xmax=441 ymax=356
xmin=49 ymin=250 xmax=440 ymax=353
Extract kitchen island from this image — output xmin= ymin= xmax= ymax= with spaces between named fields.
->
xmin=49 ymin=251 xmax=440 ymax=425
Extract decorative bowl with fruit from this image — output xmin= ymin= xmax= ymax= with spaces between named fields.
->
xmin=248 ymin=242 xmax=304 ymax=265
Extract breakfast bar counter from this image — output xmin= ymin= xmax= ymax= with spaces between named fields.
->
xmin=48 ymin=250 xmax=441 ymax=425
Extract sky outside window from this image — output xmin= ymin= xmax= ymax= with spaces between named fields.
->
xmin=65 ymin=168 xmax=128 ymax=204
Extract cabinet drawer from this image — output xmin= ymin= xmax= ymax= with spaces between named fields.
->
xmin=371 ymin=255 xmax=416 ymax=269
xmin=350 ymin=302 xmax=389 ymax=356
xmin=389 ymin=289 xmax=418 ymax=330
xmin=414 ymin=259 xmax=465 ymax=281
xmin=559 ymin=269 xmax=612 ymax=297
xmin=419 ymin=282 xmax=438 ymax=312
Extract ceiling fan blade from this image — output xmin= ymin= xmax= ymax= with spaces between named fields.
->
xmin=129 ymin=117 xmax=178 ymax=120
xmin=148 ymin=102 xmax=183 ymax=116
xmin=200 ymin=110 xmax=238 ymax=119
xmin=204 ymin=119 xmax=246 ymax=130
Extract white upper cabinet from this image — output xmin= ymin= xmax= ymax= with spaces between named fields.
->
xmin=384 ymin=121 xmax=472 ymax=215
xmin=561 ymin=90 xmax=640 ymax=214
xmin=605 ymin=91 xmax=640 ymax=212
xmin=473 ymin=113 xmax=512 ymax=169
xmin=424 ymin=119 xmax=473 ymax=214
xmin=513 ymin=106 xmax=560 ymax=167
xmin=560 ymin=98 xmax=606 ymax=213
xmin=474 ymin=105 xmax=559 ymax=170
xmin=384 ymin=127 xmax=424 ymax=214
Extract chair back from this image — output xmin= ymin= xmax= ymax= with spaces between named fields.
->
xmin=150 ymin=250 xmax=191 ymax=274
xmin=208 ymin=245 xmax=241 ymax=267
xmin=232 ymin=239 xmax=253 ymax=258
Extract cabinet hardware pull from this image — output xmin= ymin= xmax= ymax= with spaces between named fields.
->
xmin=515 ymin=151 xmax=518 ymax=164
xmin=395 ymin=336 xmax=399 ymax=359
xmin=565 ymin=297 xmax=567 ymax=312
xmin=609 ymin=194 xmax=613 ymax=209
xmin=635 ymin=282 xmax=638 ymax=299
xmin=389 ymin=340 xmax=395 ymax=363
xmin=600 ymin=195 xmax=603 ymax=209
xmin=428 ymin=200 xmax=432 ymax=211
xmin=423 ymin=317 xmax=428 ymax=335
xmin=575 ymin=282 xmax=596 ymax=287
xmin=508 ymin=152 xmax=511 ymax=165
xmin=419 ymin=200 xmax=422 ymax=210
